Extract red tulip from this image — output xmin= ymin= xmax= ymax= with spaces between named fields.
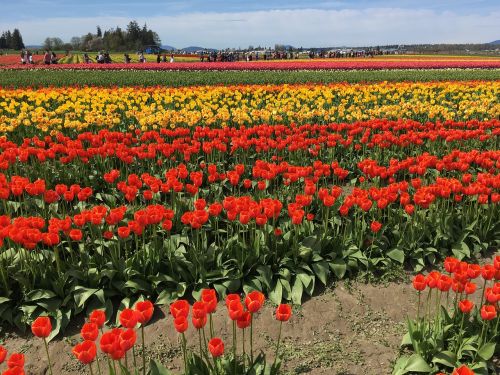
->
xmin=170 ymin=300 xmax=190 ymax=318
xmin=99 ymin=331 xmax=118 ymax=354
xmin=72 ymin=340 xmax=97 ymax=364
xmin=7 ymin=353 xmax=24 ymax=368
xmin=437 ymin=275 xmax=452 ymax=292
xmin=480 ymin=304 xmax=497 ymax=320
xmin=89 ymin=309 xmax=106 ymax=328
xmin=236 ymin=311 xmax=252 ymax=329
xmin=119 ymin=308 xmax=138 ymax=329
xmin=412 ymin=274 xmax=426 ymax=291
xmin=464 ymin=282 xmax=477 ymax=295
xmin=0 ymin=345 xmax=7 ymax=364
xmin=208 ymin=337 xmax=224 ymax=357
xmin=426 ymin=271 xmax=441 ymax=288
xmin=370 ymin=221 xmax=382 ymax=233
xmin=458 ymin=299 xmax=474 ymax=314
xmin=135 ymin=300 xmax=154 ymax=324
xmin=174 ymin=315 xmax=188 ymax=333
xmin=31 ymin=316 xmax=52 ymax=338
xmin=2 ymin=367 xmax=25 ymax=375
xmin=452 ymin=365 xmax=475 ymax=375
xmin=192 ymin=315 xmax=207 ymax=329
xmin=192 ymin=301 xmax=207 ymax=319
xmin=200 ymin=289 xmax=218 ymax=313
xmin=69 ymin=228 xmax=83 ymax=241
xmin=467 ymin=264 xmax=481 ymax=279
xmin=227 ymin=300 xmax=244 ymax=321
xmin=245 ymin=291 xmax=265 ymax=313
xmin=494 ymin=256 xmax=500 ymax=270
xmin=81 ymin=322 xmax=99 ymax=341
xmin=275 ymin=304 xmax=292 ymax=322
xmin=444 ymin=256 xmax=459 ymax=273
xmin=225 ymin=293 xmax=240 ymax=307
xmin=119 ymin=329 xmax=137 ymax=351
xmin=482 ymin=265 xmax=495 ymax=280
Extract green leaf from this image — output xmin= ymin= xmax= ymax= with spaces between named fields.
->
xmin=149 ymin=359 xmax=172 ymax=375
xmin=291 ymin=277 xmax=303 ymax=305
xmin=329 ymin=259 xmax=346 ymax=278
xmin=477 ymin=342 xmax=496 ymax=361
xmin=73 ymin=287 xmax=99 ymax=309
xmin=392 ymin=354 xmax=433 ymax=375
xmin=311 ymin=261 xmax=329 ymax=285
xmin=432 ymin=351 xmax=456 ymax=368
xmin=268 ymin=280 xmax=283 ymax=305
xmin=387 ymin=249 xmax=405 ymax=264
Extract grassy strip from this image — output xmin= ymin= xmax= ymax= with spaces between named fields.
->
xmin=1 ymin=69 xmax=499 ymax=87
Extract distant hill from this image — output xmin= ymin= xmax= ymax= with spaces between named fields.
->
xmin=161 ymin=45 xmax=176 ymax=51
xmin=489 ymin=40 xmax=500 ymax=45
xmin=181 ymin=46 xmax=216 ymax=53
xmin=25 ymin=45 xmax=42 ymax=49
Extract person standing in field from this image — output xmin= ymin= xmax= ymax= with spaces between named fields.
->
xmin=161 ymin=54 xmax=167 ymax=63
xmin=170 ymin=54 xmax=174 ymax=63
xmin=44 ymin=50 xmax=51 ymax=65
xmin=156 ymin=53 xmax=161 ymax=63
xmin=20 ymin=50 xmax=26 ymax=64
xmin=51 ymin=52 xmax=58 ymax=64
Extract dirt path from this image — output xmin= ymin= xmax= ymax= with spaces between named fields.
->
xmin=0 ymin=280 xmax=416 ymax=375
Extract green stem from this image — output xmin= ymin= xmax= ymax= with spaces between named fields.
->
xmin=182 ymin=333 xmax=188 ymax=375
xmin=141 ymin=325 xmax=146 ymax=375
xmin=250 ymin=314 xmax=254 ymax=363
xmin=43 ymin=338 xmax=54 ymax=375
xmin=233 ymin=320 xmax=237 ymax=375
xmin=89 ymin=363 xmax=95 ymax=375
xmin=274 ymin=321 xmax=283 ymax=365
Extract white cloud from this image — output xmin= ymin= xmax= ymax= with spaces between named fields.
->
xmin=5 ymin=8 xmax=499 ymax=47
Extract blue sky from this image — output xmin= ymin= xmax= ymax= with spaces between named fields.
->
xmin=2 ymin=0 xmax=499 ymax=47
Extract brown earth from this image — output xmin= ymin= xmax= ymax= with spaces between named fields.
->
xmin=0 ymin=279 xmax=417 ymax=375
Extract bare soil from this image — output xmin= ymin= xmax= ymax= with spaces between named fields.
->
xmin=0 ymin=280 xmax=416 ymax=375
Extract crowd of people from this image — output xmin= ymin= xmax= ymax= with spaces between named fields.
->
xmin=15 ymin=47 xmax=402 ymax=65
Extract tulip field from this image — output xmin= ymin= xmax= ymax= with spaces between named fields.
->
xmin=0 ymin=57 xmax=499 ymax=374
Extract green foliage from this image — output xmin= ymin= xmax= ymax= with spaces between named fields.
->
xmin=0 ymin=69 xmax=499 ymax=88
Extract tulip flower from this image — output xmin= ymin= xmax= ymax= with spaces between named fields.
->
xmin=89 ymin=310 xmax=106 ymax=328
xmin=452 ymin=365 xmax=475 ymax=375
xmin=169 ymin=300 xmax=190 ymax=319
xmin=458 ymin=299 xmax=474 ymax=314
xmin=274 ymin=304 xmax=292 ymax=365
xmin=7 ymin=354 xmax=24 ymax=369
xmin=0 ymin=345 xmax=6 ymax=364
xmin=135 ymin=300 xmax=154 ymax=375
xmin=31 ymin=317 xmax=53 ymax=375
xmin=208 ymin=338 xmax=224 ymax=357
xmin=119 ymin=308 xmax=138 ymax=329
xmin=81 ymin=322 xmax=99 ymax=341
xmin=72 ymin=340 xmax=97 ymax=365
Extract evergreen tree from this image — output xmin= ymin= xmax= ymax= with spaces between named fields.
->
xmin=5 ymin=30 xmax=12 ymax=49
xmin=97 ymin=26 xmax=102 ymax=38
xmin=0 ymin=32 xmax=7 ymax=49
xmin=11 ymin=29 xmax=25 ymax=50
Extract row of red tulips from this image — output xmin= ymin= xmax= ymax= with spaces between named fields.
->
xmin=2 ymin=60 xmax=500 ymax=71
xmin=2 ymin=120 xmax=498 ymax=169
xmin=0 ymin=289 xmax=291 ymax=375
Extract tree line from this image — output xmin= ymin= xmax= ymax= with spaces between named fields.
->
xmin=0 ymin=29 xmax=25 ymax=50
xmin=43 ymin=21 xmax=161 ymax=52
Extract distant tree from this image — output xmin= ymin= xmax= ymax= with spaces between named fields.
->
xmin=70 ymin=36 xmax=82 ymax=50
xmin=43 ymin=37 xmax=53 ymax=50
xmin=11 ymin=29 xmax=25 ymax=50
xmin=5 ymin=30 xmax=12 ymax=49
xmin=0 ymin=32 xmax=7 ymax=49
xmin=96 ymin=26 xmax=102 ymax=38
